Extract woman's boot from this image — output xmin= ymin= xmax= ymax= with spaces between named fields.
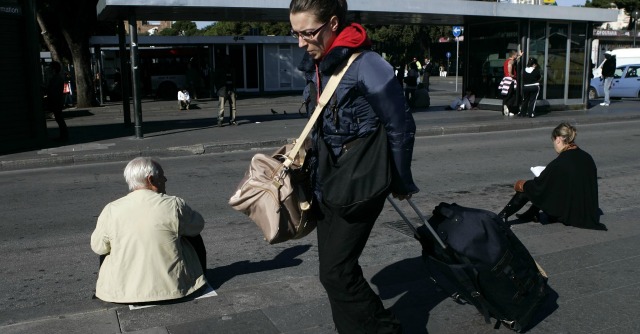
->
xmin=497 ymin=192 xmax=528 ymax=223
xmin=516 ymin=205 xmax=540 ymax=223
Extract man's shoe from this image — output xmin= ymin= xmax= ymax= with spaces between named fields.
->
xmin=503 ymin=105 xmax=509 ymax=116
xmin=216 ymin=121 xmax=222 ymax=127
xmin=229 ymin=121 xmax=238 ymax=126
xmin=599 ymin=102 xmax=609 ymax=106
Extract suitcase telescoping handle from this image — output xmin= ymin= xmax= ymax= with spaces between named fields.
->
xmin=386 ymin=196 xmax=447 ymax=249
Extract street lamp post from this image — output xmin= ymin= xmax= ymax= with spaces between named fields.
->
xmin=633 ymin=10 xmax=640 ymax=47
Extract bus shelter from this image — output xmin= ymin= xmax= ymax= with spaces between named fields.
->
xmin=96 ymin=0 xmax=617 ymax=136
xmin=89 ymin=35 xmax=306 ymax=103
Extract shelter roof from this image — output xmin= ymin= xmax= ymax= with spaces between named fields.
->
xmin=97 ymin=0 xmax=618 ymax=25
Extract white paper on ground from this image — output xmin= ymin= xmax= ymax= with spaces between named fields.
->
xmin=530 ymin=166 xmax=546 ymax=177
xmin=129 ymin=284 xmax=217 ymax=310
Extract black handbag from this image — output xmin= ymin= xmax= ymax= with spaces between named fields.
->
xmin=317 ymin=123 xmax=391 ymax=217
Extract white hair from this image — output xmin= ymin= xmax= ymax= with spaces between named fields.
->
xmin=123 ymin=157 xmax=161 ymax=191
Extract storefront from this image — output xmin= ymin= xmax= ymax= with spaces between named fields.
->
xmin=467 ymin=19 xmax=591 ymax=110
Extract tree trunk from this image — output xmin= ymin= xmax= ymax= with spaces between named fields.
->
xmin=58 ymin=0 xmax=98 ymax=108
xmin=36 ymin=2 xmax=70 ymax=64
xmin=37 ymin=0 xmax=98 ymax=108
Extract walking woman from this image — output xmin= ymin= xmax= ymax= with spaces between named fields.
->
xmin=497 ymin=123 xmax=607 ymax=231
xmin=289 ymin=0 xmax=419 ymax=332
xmin=519 ymin=57 xmax=542 ymax=118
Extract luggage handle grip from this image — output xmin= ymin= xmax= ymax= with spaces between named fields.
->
xmin=386 ymin=196 xmax=447 ymax=249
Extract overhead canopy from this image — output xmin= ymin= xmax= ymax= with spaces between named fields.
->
xmin=96 ymin=0 xmax=618 ymax=26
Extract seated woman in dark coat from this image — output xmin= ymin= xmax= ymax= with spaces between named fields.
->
xmin=498 ymin=122 xmax=607 ymax=230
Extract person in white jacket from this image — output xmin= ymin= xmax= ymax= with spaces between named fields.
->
xmin=178 ymin=89 xmax=191 ymax=110
xmin=91 ymin=157 xmax=207 ymax=303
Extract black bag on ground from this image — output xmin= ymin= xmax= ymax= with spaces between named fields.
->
xmin=418 ymin=202 xmax=548 ymax=332
xmin=317 ymin=124 xmax=391 ymax=217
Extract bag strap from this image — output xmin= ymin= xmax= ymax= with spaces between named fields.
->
xmin=283 ymin=52 xmax=361 ymax=168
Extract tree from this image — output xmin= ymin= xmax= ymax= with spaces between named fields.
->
xmin=201 ymin=21 xmax=289 ymax=36
xmin=158 ymin=20 xmax=199 ymax=36
xmin=37 ymin=0 xmax=101 ymax=108
xmin=365 ymin=24 xmax=441 ymax=65
xmin=586 ymin=0 xmax=640 ymax=29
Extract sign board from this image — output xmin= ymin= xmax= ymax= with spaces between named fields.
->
xmin=452 ymin=26 xmax=462 ymax=37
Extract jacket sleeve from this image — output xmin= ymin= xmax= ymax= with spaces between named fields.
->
xmin=90 ymin=205 xmax=112 ymax=255
xmin=177 ymin=197 xmax=205 ymax=237
xmin=357 ymin=52 xmax=419 ymax=195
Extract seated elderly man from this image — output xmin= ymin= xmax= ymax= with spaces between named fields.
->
xmin=178 ymin=88 xmax=191 ymax=110
xmin=91 ymin=157 xmax=207 ymax=303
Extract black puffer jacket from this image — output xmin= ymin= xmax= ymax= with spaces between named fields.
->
xmin=601 ymin=53 xmax=616 ymax=78
xmin=299 ymin=30 xmax=419 ymax=198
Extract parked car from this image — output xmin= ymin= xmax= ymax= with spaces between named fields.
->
xmin=589 ymin=63 xmax=640 ymax=100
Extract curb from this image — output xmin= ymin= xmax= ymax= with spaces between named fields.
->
xmin=2 ymin=114 xmax=639 ymax=172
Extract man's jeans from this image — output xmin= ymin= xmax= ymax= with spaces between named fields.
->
xmin=603 ymin=77 xmax=613 ymax=104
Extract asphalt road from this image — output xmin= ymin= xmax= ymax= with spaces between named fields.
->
xmin=0 ymin=120 xmax=639 ymax=333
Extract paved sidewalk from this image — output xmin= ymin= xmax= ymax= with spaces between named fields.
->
xmin=1 ymin=77 xmax=639 ymax=171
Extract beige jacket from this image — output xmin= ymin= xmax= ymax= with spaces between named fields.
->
xmin=91 ymin=189 xmax=206 ymax=303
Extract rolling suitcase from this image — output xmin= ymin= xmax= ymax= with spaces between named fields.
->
xmin=387 ymin=197 xmax=548 ymax=332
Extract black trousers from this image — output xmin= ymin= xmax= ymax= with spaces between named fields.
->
xmin=317 ymin=196 xmax=402 ymax=334
xmin=521 ymin=85 xmax=540 ymax=116
xmin=49 ymin=104 xmax=68 ymax=139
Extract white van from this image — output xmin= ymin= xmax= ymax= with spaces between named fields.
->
xmin=611 ymin=48 xmax=640 ymax=67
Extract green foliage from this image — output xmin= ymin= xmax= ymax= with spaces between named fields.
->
xmin=586 ymin=0 xmax=640 ymax=29
xmin=201 ymin=21 xmax=290 ymax=36
xmin=159 ymin=20 xmax=199 ymax=36
xmin=365 ymin=24 xmax=444 ymax=65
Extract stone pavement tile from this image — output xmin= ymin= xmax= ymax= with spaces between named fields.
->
xmin=281 ymin=323 xmax=336 ymax=334
xmin=224 ymin=283 xmax=306 ymax=314
xmin=127 ymin=327 xmax=169 ymax=334
xmin=261 ymin=298 xmax=333 ymax=333
xmin=116 ymin=294 xmax=236 ymax=332
xmin=543 ymin=237 xmax=640 ymax=302
xmin=166 ymin=309 xmax=280 ymax=334
xmin=425 ymin=298 xmax=510 ymax=334
xmin=0 ymin=309 xmax=120 ymax=334
xmin=285 ymin=275 xmax=328 ymax=302
xmin=529 ymin=283 xmax=640 ymax=333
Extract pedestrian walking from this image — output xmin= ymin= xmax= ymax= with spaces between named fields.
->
xmin=520 ymin=57 xmax=542 ymax=118
xmin=598 ymin=51 xmax=616 ymax=106
xmin=290 ymin=0 xmax=419 ymax=332
xmin=45 ymin=61 xmax=69 ymax=141
xmin=214 ymin=58 xmax=238 ymax=127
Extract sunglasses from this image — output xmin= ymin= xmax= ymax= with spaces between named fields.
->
xmin=291 ymin=22 xmax=328 ymax=40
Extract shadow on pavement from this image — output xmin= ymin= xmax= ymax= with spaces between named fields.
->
xmin=205 ymin=244 xmax=312 ymax=289
xmin=370 ymin=256 xmax=560 ymax=333
xmin=371 ymin=256 xmax=447 ymax=333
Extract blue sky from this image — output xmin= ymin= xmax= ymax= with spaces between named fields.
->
xmin=556 ymin=0 xmax=586 ymax=6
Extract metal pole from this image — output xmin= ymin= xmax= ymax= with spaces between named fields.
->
xmin=118 ymin=21 xmax=131 ymax=127
xmin=128 ymin=16 xmax=143 ymax=138
xmin=632 ymin=10 xmax=640 ymax=48
xmin=455 ymin=37 xmax=459 ymax=93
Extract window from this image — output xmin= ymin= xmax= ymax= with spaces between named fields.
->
xmin=614 ymin=68 xmax=623 ymax=79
